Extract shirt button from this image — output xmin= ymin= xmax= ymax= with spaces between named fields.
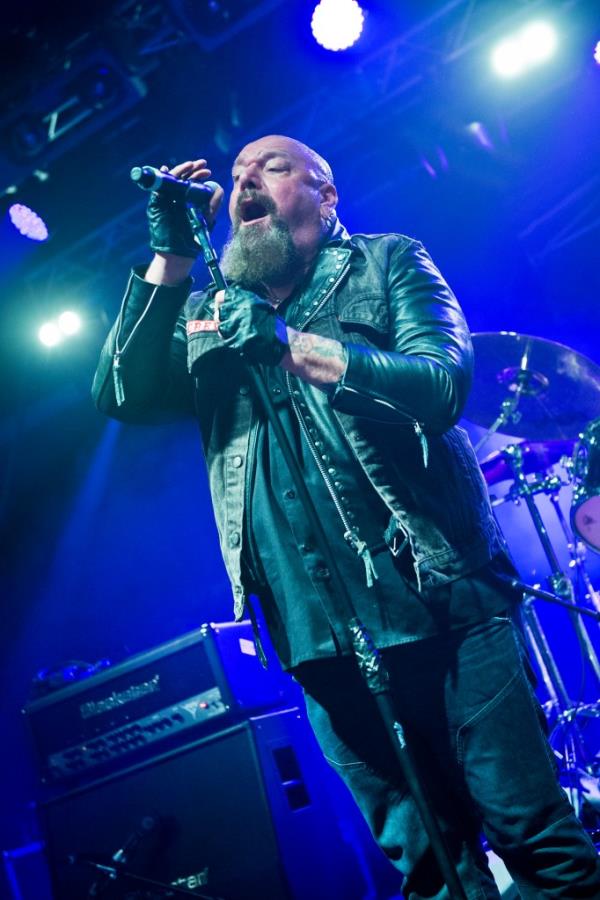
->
xmin=285 ymin=489 xmax=296 ymax=500
xmin=334 ymin=481 xmax=342 ymax=489
xmin=229 ymin=531 xmax=241 ymax=548
xmin=327 ymin=467 xmax=337 ymax=476
xmin=272 ymin=386 xmax=282 ymax=395
xmin=328 ymin=276 xmax=335 ymax=283
xmin=239 ymin=385 xmax=249 ymax=395
xmin=232 ymin=455 xmax=243 ymax=468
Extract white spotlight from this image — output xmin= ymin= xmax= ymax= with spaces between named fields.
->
xmin=311 ymin=0 xmax=364 ymax=52
xmin=491 ymin=37 xmax=526 ymax=79
xmin=38 ymin=322 xmax=62 ymax=347
xmin=58 ymin=310 xmax=82 ymax=335
xmin=520 ymin=21 xmax=558 ymax=65
xmin=491 ymin=20 xmax=558 ymax=79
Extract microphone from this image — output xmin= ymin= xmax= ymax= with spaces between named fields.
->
xmin=111 ymin=812 xmax=161 ymax=865
xmin=130 ymin=165 xmax=221 ymax=208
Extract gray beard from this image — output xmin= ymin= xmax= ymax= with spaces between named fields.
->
xmin=220 ymin=216 xmax=304 ymax=294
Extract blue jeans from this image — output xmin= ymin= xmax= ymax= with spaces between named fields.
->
xmin=295 ymin=618 xmax=600 ymax=899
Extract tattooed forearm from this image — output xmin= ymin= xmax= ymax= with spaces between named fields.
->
xmin=282 ymin=327 xmax=348 ymax=388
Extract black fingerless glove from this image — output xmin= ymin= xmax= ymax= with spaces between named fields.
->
xmin=147 ymin=192 xmax=199 ymax=259
xmin=218 ymin=285 xmax=289 ymax=366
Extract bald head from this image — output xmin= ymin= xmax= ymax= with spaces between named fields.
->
xmin=233 ymin=135 xmax=334 ymax=187
xmin=224 ymin=134 xmax=339 ymax=296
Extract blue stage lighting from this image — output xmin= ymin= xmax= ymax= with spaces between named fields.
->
xmin=311 ymin=0 xmax=364 ymax=52
xmin=594 ymin=40 xmax=600 ymax=65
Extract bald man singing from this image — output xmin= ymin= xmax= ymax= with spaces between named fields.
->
xmin=93 ymin=135 xmax=600 ymax=898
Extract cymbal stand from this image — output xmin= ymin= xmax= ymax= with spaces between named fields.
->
xmin=501 ymin=444 xmax=600 ymax=811
xmin=502 ymin=444 xmax=600 ymax=685
xmin=473 ymin=349 xmax=543 ymax=455
xmin=473 ymin=392 xmax=522 ymax=455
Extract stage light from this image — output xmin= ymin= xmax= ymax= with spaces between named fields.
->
xmin=8 ymin=203 xmax=49 ymax=241
xmin=311 ymin=0 xmax=364 ymax=52
xmin=37 ymin=311 xmax=83 ymax=347
xmin=520 ymin=21 xmax=558 ymax=65
xmin=38 ymin=322 xmax=62 ymax=347
xmin=57 ymin=311 xmax=82 ymax=336
xmin=491 ymin=20 xmax=558 ymax=79
xmin=594 ymin=41 xmax=600 ymax=65
xmin=491 ymin=37 xmax=524 ymax=79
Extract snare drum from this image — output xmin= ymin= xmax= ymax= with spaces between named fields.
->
xmin=571 ymin=418 xmax=600 ymax=552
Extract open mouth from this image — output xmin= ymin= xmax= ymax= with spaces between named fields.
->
xmin=238 ymin=197 xmax=272 ymax=225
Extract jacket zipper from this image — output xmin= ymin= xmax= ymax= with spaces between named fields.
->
xmin=112 ymin=277 xmax=160 ymax=407
xmin=285 ymin=258 xmax=379 ymax=588
xmin=243 ymin=409 xmax=262 ymax=584
xmin=334 ymin=384 xmax=429 ymax=468
xmin=285 ymin=372 xmax=379 ymax=588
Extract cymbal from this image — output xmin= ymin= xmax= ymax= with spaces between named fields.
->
xmin=463 ymin=332 xmax=600 ymax=440
xmin=480 ymin=439 xmax=574 ymax=486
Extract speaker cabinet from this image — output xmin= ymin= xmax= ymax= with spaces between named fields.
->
xmin=40 ymin=707 xmax=392 ymax=899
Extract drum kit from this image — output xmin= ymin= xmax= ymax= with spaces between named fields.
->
xmin=464 ymin=332 xmax=600 ymax=817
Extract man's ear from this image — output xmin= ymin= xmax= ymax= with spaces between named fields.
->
xmin=319 ymin=182 xmax=338 ymax=219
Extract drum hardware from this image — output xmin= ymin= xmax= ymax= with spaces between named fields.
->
xmin=518 ymin=593 xmax=592 ymax=815
xmin=473 ymin=365 xmax=547 ymax=454
xmin=464 ymin=332 xmax=600 ymax=455
xmin=493 ymin=443 xmax=600 ymax=679
xmin=571 ymin=418 xmax=600 ymax=553
xmin=548 ymin=491 xmax=600 ymax=616
xmin=503 ymin=472 xmax=567 ymax=505
xmin=557 ymin=701 xmax=600 ymax=724
xmin=466 ymin=331 xmax=600 ymax=818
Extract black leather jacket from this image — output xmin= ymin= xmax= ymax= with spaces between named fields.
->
xmin=92 ymin=230 xmax=505 ymax=619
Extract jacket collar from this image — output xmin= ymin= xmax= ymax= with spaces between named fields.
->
xmin=284 ymin=224 xmax=353 ymax=330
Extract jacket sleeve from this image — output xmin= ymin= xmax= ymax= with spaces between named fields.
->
xmin=91 ymin=266 xmax=195 ymax=423
xmin=329 ymin=239 xmax=473 ymax=434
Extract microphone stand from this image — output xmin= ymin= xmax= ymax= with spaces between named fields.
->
xmin=186 ymin=203 xmax=468 ymax=899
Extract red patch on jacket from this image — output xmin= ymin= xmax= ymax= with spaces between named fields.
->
xmin=187 ymin=319 xmax=219 ymax=334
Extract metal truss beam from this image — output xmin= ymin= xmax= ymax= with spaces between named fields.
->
xmin=20 ymin=0 xmax=591 ymax=299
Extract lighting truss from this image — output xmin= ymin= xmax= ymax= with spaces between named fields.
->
xmin=0 ymin=49 xmax=146 ymax=195
xmin=20 ymin=0 xmax=591 ymax=302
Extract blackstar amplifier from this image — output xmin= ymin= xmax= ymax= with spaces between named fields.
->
xmin=23 ymin=621 xmax=296 ymax=789
xmin=39 ymin=708 xmax=397 ymax=900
